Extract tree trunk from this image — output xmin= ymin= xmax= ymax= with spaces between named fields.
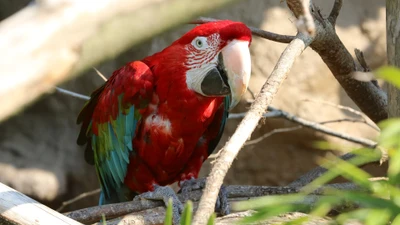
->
xmin=386 ymin=0 xmax=400 ymax=117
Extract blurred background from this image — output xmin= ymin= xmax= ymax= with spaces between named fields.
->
xmin=0 ymin=0 xmax=386 ymax=212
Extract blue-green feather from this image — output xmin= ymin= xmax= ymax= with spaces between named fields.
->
xmin=92 ymin=94 xmax=141 ymax=202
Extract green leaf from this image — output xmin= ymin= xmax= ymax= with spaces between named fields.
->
xmin=101 ymin=214 xmax=107 ymax=225
xmin=378 ymin=118 xmax=400 ymax=185
xmin=312 ymin=141 xmax=353 ymax=152
xmin=319 ymin=156 xmax=372 ymax=189
xmin=283 ymin=216 xmax=310 ymax=225
xmin=391 ymin=214 xmax=400 ymax=225
xmin=234 ymin=194 xmax=305 ymax=211
xmin=164 ymin=198 xmax=173 ymax=225
xmin=376 ymin=66 xmax=400 ymax=89
xmin=302 ymin=151 xmax=380 ymax=194
xmin=340 ymin=191 xmax=400 ymax=213
xmin=365 ymin=209 xmax=391 ymax=225
xmin=239 ymin=204 xmax=309 ymax=224
xmin=283 ymin=216 xmax=309 ymax=225
xmin=378 ymin=118 xmax=400 ymax=149
xmin=180 ymin=201 xmax=193 ymax=225
xmin=310 ymin=196 xmax=343 ymax=217
xmin=207 ymin=213 xmax=216 ymax=225
xmin=389 ymin=148 xmax=400 ymax=185
xmin=336 ymin=208 xmax=370 ymax=224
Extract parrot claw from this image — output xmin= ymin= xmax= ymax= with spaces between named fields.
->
xmin=179 ymin=177 xmax=230 ymax=216
xmin=134 ymin=185 xmax=183 ymax=224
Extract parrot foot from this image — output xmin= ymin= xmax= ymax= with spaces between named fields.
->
xmin=179 ymin=177 xmax=230 ymax=216
xmin=134 ymin=184 xmax=183 ymax=224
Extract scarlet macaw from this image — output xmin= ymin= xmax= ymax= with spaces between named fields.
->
xmin=77 ymin=20 xmax=252 ymax=221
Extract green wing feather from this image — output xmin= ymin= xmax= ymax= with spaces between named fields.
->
xmin=77 ymin=62 xmax=154 ymax=203
xmin=91 ymin=101 xmax=139 ymax=198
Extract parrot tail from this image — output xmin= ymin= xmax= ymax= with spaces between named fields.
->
xmin=98 ymin=184 xmax=137 ymax=205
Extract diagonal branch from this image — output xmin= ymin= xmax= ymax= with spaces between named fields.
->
xmin=0 ymin=0 xmax=243 ymax=123
xmin=286 ymin=0 xmax=388 ymax=123
xmin=192 ymin=33 xmax=314 ymax=225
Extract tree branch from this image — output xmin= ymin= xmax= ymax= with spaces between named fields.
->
xmin=328 ymin=0 xmax=343 ymax=25
xmin=0 ymin=0 xmax=242 ymax=123
xmin=0 ymin=182 xmax=82 ymax=225
xmin=57 ymin=189 xmax=100 ymax=212
xmin=192 ymin=17 xmax=295 ymax=43
xmin=65 ymin=182 xmax=361 ymax=224
xmin=288 ymin=150 xmax=387 ymax=188
xmin=302 ymin=98 xmax=380 ymax=131
xmin=286 ymin=0 xmax=387 ymax=123
xmin=192 ymin=32 xmax=313 ymax=225
xmin=266 ymin=106 xmax=378 ymax=148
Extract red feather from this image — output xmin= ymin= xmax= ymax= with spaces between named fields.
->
xmin=78 ymin=20 xmax=251 ymax=196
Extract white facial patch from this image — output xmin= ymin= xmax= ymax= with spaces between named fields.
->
xmin=185 ymin=63 xmax=217 ymax=96
xmin=184 ymin=33 xmax=220 ymax=95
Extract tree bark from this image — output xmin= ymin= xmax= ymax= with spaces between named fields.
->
xmin=386 ymin=0 xmax=400 ymax=117
xmin=0 ymin=182 xmax=82 ymax=225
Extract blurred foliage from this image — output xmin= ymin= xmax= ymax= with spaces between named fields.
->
xmin=233 ymin=66 xmax=400 ymax=224
xmin=164 ymin=200 xmax=216 ymax=225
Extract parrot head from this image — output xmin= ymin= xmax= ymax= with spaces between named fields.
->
xmin=177 ymin=20 xmax=252 ymax=109
xmin=147 ymin=20 xmax=252 ymax=110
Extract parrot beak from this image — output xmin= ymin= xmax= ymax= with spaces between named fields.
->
xmin=221 ymin=40 xmax=251 ymax=110
xmin=199 ymin=39 xmax=251 ymax=109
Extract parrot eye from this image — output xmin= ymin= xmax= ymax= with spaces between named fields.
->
xmin=192 ymin=37 xmax=208 ymax=50
xmin=196 ymin=39 xmax=203 ymax=47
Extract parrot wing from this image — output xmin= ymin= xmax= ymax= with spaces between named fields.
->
xmin=77 ymin=61 xmax=155 ymax=200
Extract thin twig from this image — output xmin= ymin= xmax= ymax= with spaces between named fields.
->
xmin=192 ymin=33 xmax=313 ymax=225
xmin=93 ymin=67 xmax=108 ymax=81
xmin=57 ymin=189 xmax=101 ymax=212
xmin=244 ymin=117 xmax=376 ymax=146
xmin=55 ymin=87 xmax=90 ymax=101
xmin=267 ymin=106 xmax=377 ymax=148
xmin=245 ymin=126 xmax=302 ymax=146
xmin=247 ymin=88 xmax=256 ymax=99
xmin=328 ymin=0 xmax=343 ymax=25
xmin=302 ymin=99 xmax=380 ymax=131
xmin=191 ymin=17 xmax=295 ymax=44
xmin=228 ymin=112 xmax=247 ymax=119
xmin=319 ymin=118 xmax=371 ymax=125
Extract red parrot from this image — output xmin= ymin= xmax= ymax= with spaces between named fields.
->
xmin=77 ymin=20 xmax=252 ymax=221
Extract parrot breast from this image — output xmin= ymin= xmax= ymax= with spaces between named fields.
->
xmin=124 ymin=78 xmax=224 ymax=192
